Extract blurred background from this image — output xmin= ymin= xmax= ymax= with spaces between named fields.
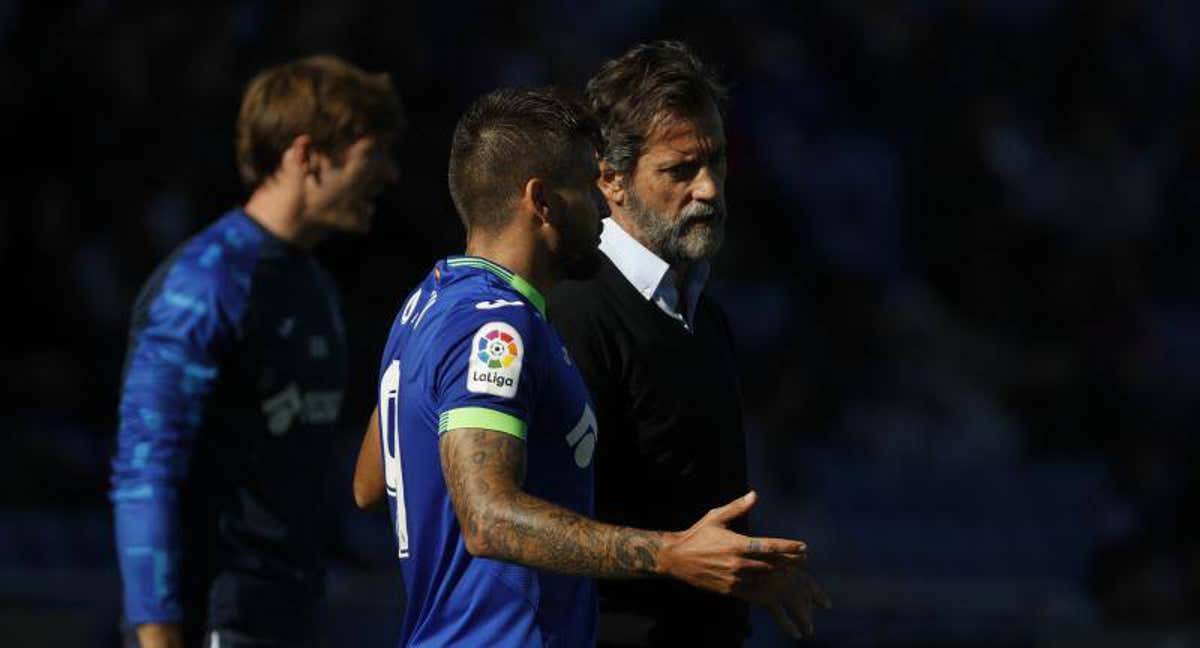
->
xmin=4 ymin=0 xmax=1200 ymax=645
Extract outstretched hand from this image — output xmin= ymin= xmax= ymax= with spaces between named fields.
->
xmin=658 ymin=491 xmax=808 ymax=599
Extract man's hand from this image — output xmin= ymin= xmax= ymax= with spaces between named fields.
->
xmin=758 ymin=569 xmax=833 ymax=640
xmin=135 ymin=622 xmax=184 ymax=648
xmin=657 ymin=491 xmax=809 ymax=600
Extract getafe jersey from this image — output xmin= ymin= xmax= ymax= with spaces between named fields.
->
xmin=378 ymin=256 xmax=597 ymax=647
xmin=111 ymin=209 xmax=347 ymax=641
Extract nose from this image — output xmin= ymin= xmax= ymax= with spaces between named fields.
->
xmin=691 ymin=166 xmax=719 ymax=203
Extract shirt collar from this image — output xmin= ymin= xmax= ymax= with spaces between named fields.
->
xmin=599 ymin=218 xmax=710 ymax=327
xmin=444 ymin=255 xmax=546 ymax=316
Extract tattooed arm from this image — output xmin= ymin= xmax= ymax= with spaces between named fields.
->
xmin=441 ymin=427 xmax=808 ymax=596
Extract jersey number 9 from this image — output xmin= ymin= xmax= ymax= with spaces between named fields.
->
xmin=379 ymin=360 xmax=410 ymax=559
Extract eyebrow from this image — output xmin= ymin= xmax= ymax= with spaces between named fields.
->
xmin=658 ymin=142 xmax=726 ymax=164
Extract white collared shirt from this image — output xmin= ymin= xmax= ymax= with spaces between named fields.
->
xmin=599 ymin=218 xmax=710 ymax=330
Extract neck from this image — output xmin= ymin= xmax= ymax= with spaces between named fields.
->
xmin=465 ymin=226 xmax=558 ymax=298
xmin=243 ymin=179 xmax=324 ymax=250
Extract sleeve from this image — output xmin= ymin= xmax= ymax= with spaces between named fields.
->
xmin=109 ymin=257 xmax=242 ymax=625
xmin=432 ymin=304 xmax=542 ymax=441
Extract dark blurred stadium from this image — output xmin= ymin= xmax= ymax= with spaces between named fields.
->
xmin=5 ymin=1 xmax=1200 ymax=646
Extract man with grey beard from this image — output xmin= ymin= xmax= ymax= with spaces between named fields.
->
xmin=548 ymin=41 xmax=829 ymax=647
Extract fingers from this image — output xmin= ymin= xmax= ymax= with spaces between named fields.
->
xmin=783 ymin=585 xmax=814 ymax=638
xmin=733 ymin=557 xmax=777 ymax=574
xmin=750 ymin=551 xmax=808 ymax=568
xmin=768 ymin=602 xmax=802 ymax=640
xmin=803 ymin=572 xmax=833 ymax=610
xmin=759 ymin=571 xmax=830 ymax=640
xmin=703 ymin=490 xmax=758 ymax=525
xmin=743 ymin=535 xmax=807 ymax=556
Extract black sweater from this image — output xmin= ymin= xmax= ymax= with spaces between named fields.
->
xmin=549 ymin=254 xmax=749 ymax=644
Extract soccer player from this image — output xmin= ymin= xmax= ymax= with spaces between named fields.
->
xmin=548 ymin=41 xmax=830 ymax=644
xmin=357 ymin=87 xmax=807 ymax=647
xmin=110 ymin=56 xmax=402 ymax=648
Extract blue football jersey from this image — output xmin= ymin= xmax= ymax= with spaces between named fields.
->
xmin=111 ymin=209 xmax=347 ymax=640
xmin=378 ymin=256 xmax=598 ymax=647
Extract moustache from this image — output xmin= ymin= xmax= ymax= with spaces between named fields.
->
xmin=678 ymin=203 xmax=724 ymax=228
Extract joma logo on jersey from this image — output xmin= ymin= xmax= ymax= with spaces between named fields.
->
xmin=467 ymin=321 xmax=523 ymax=398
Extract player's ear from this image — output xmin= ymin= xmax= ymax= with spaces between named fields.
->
xmin=597 ymin=159 xmax=624 ymax=208
xmin=286 ymin=134 xmax=318 ymax=181
xmin=524 ymin=177 xmax=553 ymax=227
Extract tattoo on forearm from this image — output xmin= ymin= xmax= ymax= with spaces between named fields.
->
xmin=441 ymin=428 xmax=663 ymax=578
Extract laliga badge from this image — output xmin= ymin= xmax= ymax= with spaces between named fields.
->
xmin=468 ymin=322 xmax=523 ymax=398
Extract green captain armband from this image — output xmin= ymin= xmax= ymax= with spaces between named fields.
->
xmin=438 ymin=407 xmax=527 ymax=440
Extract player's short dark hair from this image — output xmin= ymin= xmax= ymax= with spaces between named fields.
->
xmin=448 ymin=87 xmax=601 ymax=233
xmin=585 ymin=40 xmax=727 ymax=175
xmin=236 ymin=55 xmax=404 ymax=189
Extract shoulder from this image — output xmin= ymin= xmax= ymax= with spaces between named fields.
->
xmin=167 ymin=212 xmax=262 ymax=287
xmin=547 ymin=276 xmax=600 ymax=310
xmin=135 ymin=212 xmax=266 ymax=331
xmin=548 ymin=254 xmax=625 ymax=308
xmin=440 ymin=291 xmax=546 ymax=349
xmin=548 ymin=255 xmax=626 ymax=325
xmin=424 ymin=288 xmax=550 ymax=400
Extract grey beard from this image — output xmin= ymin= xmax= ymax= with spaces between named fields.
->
xmin=625 ymin=191 xmax=725 ymax=266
